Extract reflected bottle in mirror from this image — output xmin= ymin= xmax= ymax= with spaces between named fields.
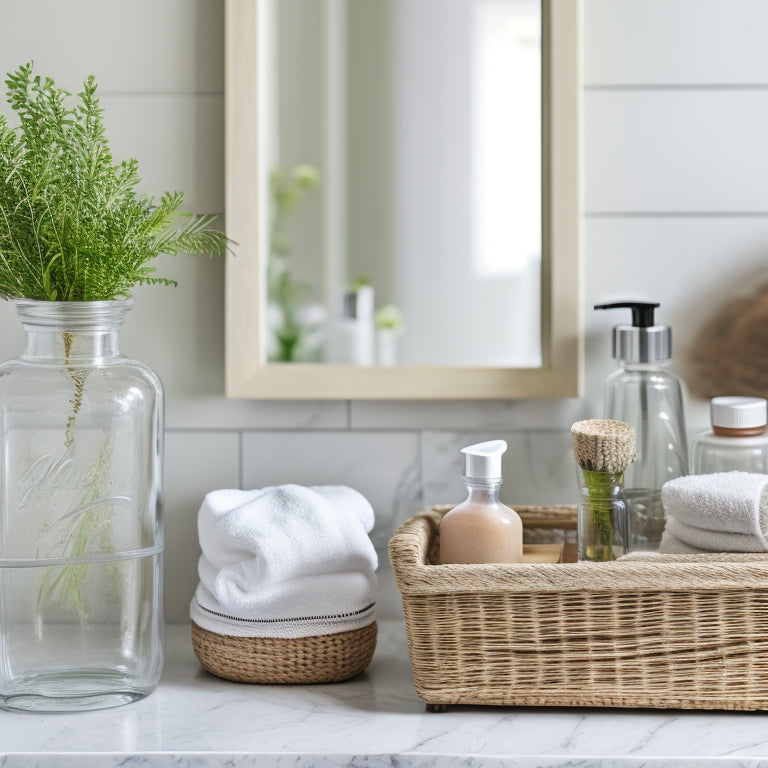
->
xmin=326 ymin=285 xmax=374 ymax=366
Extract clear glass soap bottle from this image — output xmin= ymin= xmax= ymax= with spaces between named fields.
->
xmin=691 ymin=396 xmax=768 ymax=474
xmin=595 ymin=302 xmax=688 ymax=551
xmin=0 ymin=300 xmax=164 ymax=713
xmin=439 ymin=440 xmax=523 ymax=564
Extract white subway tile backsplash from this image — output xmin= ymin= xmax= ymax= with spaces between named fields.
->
xmin=515 ymin=431 xmax=578 ymax=506
xmin=165 ymin=398 xmax=350 ymax=431
xmin=241 ymin=430 xmax=423 ymax=551
xmin=422 ymin=430 xmax=576 ymax=509
xmin=420 ymin=427 xmax=576 ymax=553
xmin=163 ymin=430 xmax=240 ymax=622
xmin=585 ymin=0 xmax=768 ymax=86
xmin=586 ymin=90 xmax=768 ymax=213
xmin=0 ymin=0 xmax=223 ymax=95
xmin=421 ymin=432 xmax=474 ymax=507
xmin=422 ymin=431 xmax=531 ymax=508
xmin=351 ymin=399 xmax=589 ymax=431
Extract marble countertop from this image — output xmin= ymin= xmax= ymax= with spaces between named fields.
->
xmin=2 ymin=621 xmax=768 ymax=767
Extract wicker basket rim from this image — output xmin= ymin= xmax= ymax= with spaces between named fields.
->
xmin=388 ymin=506 xmax=768 ymax=595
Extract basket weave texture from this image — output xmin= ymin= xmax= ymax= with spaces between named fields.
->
xmin=389 ymin=505 xmax=768 ymax=711
xmin=191 ymin=621 xmax=377 ymax=684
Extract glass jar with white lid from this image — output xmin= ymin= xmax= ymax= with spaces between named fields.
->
xmin=690 ymin=396 xmax=768 ymax=474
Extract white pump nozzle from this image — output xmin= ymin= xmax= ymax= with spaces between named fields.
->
xmin=461 ymin=440 xmax=507 ymax=479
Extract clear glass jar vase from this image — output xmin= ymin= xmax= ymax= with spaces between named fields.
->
xmin=577 ymin=468 xmax=630 ymax=562
xmin=0 ymin=300 xmax=164 ymax=712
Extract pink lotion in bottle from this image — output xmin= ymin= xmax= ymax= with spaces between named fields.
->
xmin=438 ymin=440 xmax=523 ymax=564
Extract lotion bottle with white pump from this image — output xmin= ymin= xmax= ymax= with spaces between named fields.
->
xmin=438 ymin=440 xmax=523 ymax=564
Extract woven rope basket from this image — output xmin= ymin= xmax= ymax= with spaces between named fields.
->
xmin=191 ymin=621 xmax=377 ymax=684
xmin=389 ymin=505 xmax=768 ymax=711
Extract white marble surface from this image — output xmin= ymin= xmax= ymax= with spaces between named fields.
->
xmin=3 ymin=621 xmax=768 ymax=767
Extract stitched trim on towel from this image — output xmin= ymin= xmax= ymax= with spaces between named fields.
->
xmin=194 ymin=598 xmax=376 ymax=625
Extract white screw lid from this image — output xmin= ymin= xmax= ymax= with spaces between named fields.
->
xmin=710 ymin=396 xmax=768 ymax=429
xmin=462 ymin=440 xmax=507 ymax=479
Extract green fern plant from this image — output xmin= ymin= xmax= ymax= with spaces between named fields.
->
xmin=0 ymin=62 xmax=231 ymax=301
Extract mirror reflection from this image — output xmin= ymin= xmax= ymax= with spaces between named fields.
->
xmin=261 ymin=0 xmax=542 ymax=367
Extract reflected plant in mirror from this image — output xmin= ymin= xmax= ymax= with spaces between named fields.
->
xmin=267 ymin=163 xmax=321 ymax=362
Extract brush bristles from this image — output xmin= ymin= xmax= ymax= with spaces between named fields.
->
xmin=571 ymin=419 xmax=636 ymax=473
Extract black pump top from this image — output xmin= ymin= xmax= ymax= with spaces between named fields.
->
xmin=594 ymin=302 xmax=660 ymax=328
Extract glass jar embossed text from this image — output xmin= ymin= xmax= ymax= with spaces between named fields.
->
xmin=0 ymin=300 xmax=164 ymax=712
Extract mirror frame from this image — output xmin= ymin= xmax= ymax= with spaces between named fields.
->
xmin=224 ymin=0 xmax=582 ymax=400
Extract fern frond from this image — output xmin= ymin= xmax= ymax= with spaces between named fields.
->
xmin=0 ymin=62 xmax=235 ymax=301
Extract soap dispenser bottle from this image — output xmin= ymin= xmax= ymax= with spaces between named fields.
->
xmin=594 ymin=302 xmax=688 ymax=551
xmin=438 ymin=440 xmax=523 ymax=564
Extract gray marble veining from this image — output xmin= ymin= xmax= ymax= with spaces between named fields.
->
xmin=2 ymin=622 xmax=768 ymax=767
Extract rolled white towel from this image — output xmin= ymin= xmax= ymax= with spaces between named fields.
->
xmin=660 ymin=472 xmax=768 ymax=553
xmin=190 ymin=484 xmax=378 ymax=638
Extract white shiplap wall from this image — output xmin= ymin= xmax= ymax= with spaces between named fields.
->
xmin=583 ymin=0 xmax=768 ymax=428
xmin=1 ymin=0 xmax=767 ymax=619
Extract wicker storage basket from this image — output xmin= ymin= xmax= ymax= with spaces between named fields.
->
xmin=191 ymin=621 xmax=377 ymax=684
xmin=389 ymin=505 xmax=768 ymax=711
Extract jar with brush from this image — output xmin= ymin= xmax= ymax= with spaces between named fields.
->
xmin=572 ymin=419 xmax=636 ymax=561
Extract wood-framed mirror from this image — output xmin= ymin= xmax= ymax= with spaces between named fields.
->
xmin=225 ymin=0 xmax=581 ymax=399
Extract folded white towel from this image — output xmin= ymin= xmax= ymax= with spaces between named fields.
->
xmin=659 ymin=472 xmax=768 ymax=553
xmin=190 ymin=485 xmax=378 ymax=638
xmin=663 ymin=515 xmax=768 ymax=553
xmin=658 ymin=527 xmax=710 ymax=554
